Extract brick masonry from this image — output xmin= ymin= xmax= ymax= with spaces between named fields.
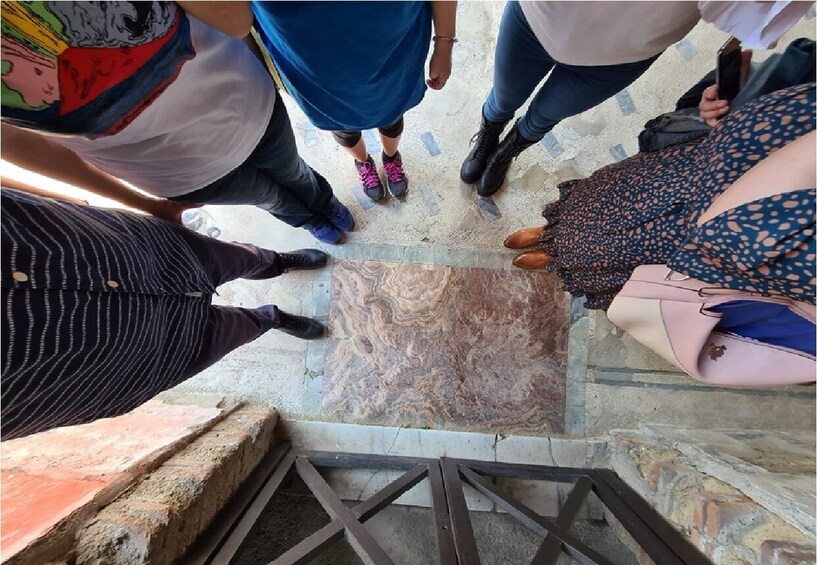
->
xmin=72 ymin=405 xmax=278 ymax=564
xmin=610 ymin=430 xmax=815 ymax=565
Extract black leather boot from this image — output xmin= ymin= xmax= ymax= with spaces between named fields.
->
xmin=478 ymin=122 xmax=536 ymax=197
xmin=460 ymin=113 xmax=509 ymax=184
xmin=276 ymin=311 xmax=325 ymax=340
xmin=280 ymin=249 xmax=328 ymax=272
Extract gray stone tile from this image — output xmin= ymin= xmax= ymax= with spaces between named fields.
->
xmin=609 ymin=144 xmax=628 ymax=162
xmin=675 ymin=38 xmax=698 ymax=60
xmin=362 ymin=129 xmax=381 ymax=153
xmin=351 ymin=185 xmax=376 ymax=211
xmin=403 ymin=245 xmax=435 ymax=264
xmin=303 ymin=129 xmax=319 ymax=147
xmin=303 ymin=373 xmax=323 ymax=415
xmin=311 ymin=269 xmax=332 ymax=319
xmin=587 ymin=311 xmax=682 ymax=374
xmin=565 ymin=316 xmax=589 ymax=437
xmin=419 ymin=185 xmax=441 ymax=217
xmin=615 ymin=89 xmax=636 ymax=116
xmin=420 ymin=132 xmax=441 ymax=156
xmin=585 ymin=372 xmax=817 ymax=435
xmin=806 ymin=5 xmax=815 ymax=19
xmin=540 ymin=131 xmax=565 ymax=158
xmin=476 ymin=196 xmax=502 ymax=221
xmin=370 ymin=243 xmax=407 ymax=264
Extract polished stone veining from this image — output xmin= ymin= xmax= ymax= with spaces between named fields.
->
xmin=323 ymin=260 xmax=570 ymax=434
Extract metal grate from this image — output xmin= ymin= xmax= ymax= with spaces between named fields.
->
xmin=186 ymin=444 xmax=712 ymax=565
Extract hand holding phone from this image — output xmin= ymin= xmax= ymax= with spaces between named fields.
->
xmin=716 ymin=37 xmax=742 ymax=102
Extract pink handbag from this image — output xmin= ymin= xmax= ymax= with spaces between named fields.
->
xmin=607 ymin=265 xmax=816 ymax=386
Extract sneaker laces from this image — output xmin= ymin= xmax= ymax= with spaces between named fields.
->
xmin=358 ymin=161 xmax=381 ymax=189
xmin=383 ymin=158 xmax=404 ymax=183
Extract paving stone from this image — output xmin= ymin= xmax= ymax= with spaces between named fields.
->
xmin=675 ymin=39 xmax=698 ymax=60
xmin=540 ymin=131 xmax=565 ymax=158
xmin=476 ymin=196 xmax=502 ymax=221
xmin=419 ymin=185 xmax=441 ymax=216
xmin=322 ymin=261 xmax=569 ymax=434
xmin=609 ymin=144 xmax=628 ymax=162
xmin=615 ymin=89 xmax=637 ymax=116
xmin=420 ymin=131 xmax=441 ymax=156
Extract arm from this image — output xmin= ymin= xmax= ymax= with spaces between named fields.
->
xmin=1 ymin=176 xmax=88 ymax=206
xmin=176 ymin=1 xmax=253 ymax=38
xmin=1 ymin=124 xmax=191 ymax=222
xmin=427 ymin=1 xmax=457 ymax=90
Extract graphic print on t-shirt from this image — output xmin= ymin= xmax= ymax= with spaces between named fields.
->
xmin=1 ymin=1 xmax=195 ymax=137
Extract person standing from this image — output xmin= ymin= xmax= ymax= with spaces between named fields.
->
xmin=460 ymin=0 xmax=813 ymax=197
xmin=252 ymin=1 xmax=457 ymax=201
xmin=1 ymin=183 xmax=329 ymax=441
xmin=1 ymin=1 xmax=354 ymax=244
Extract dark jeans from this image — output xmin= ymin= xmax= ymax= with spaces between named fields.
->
xmin=483 ymin=1 xmax=659 ymax=141
xmin=173 ymin=97 xmax=335 ymax=229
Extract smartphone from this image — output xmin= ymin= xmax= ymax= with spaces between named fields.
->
xmin=716 ymin=37 xmax=742 ymax=102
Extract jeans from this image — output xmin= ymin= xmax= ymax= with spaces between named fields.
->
xmin=483 ymin=1 xmax=659 ymax=141
xmin=173 ymin=97 xmax=335 ymax=229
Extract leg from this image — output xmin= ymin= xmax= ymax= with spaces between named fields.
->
xmin=462 ymin=1 xmax=552 ymax=184
xmin=173 ymin=162 xmax=317 ymax=228
xmin=378 ymin=117 xmax=408 ymax=197
xmin=247 ymin=98 xmax=336 ymax=221
xmin=332 ymin=130 xmax=368 ymax=162
xmin=518 ymin=56 xmax=658 ymax=141
xmin=378 ymin=117 xmax=404 ymax=158
xmin=335 ymin=130 xmax=386 ymax=201
xmin=483 ymin=1 xmax=555 ymax=123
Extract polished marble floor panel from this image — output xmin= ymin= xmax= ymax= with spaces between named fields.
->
xmin=323 ymin=260 xmax=570 ymax=434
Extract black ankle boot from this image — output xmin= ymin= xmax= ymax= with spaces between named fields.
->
xmin=280 ymin=249 xmax=328 ymax=272
xmin=460 ymin=113 xmax=509 ymax=184
xmin=478 ymin=122 xmax=536 ymax=197
xmin=277 ymin=311 xmax=325 ymax=340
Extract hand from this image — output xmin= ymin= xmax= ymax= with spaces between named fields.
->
xmin=426 ymin=43 xmax=452 ymax=90
xmin=143 ymin=198 xmax=199 ymax=224
xmin=699 ymin=84 xmax=729 ymax=127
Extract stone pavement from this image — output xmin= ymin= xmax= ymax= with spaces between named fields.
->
xmin=170 ymin=6 xmax=816 ymax=440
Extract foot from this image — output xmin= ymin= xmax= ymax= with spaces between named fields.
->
xmin=355 ymin=156 xmax=385 ymax=201
xmin=306 ymin=221 xmax=342 ymax=244
xmin=512 ymin=250 xmax=551 ymax=270
xmin=280 ymin=249 xmax=329 ymax=272
xmin=460 ymin=113 xmax=509 ymax=184
xmin=276 ymin=310 xmax=325 ymax=340
xmin=504 ymin=226 xmax=546 ymax=249
xmin=478 ymin=121 xmax=536 ymax=197
xmin=382 ymin=151 xmax=408 ymax=197
xmin=328 ymin=197 xmax=355 ymax=231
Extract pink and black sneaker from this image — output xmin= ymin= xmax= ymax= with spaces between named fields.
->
xmin=382 ymin=151 xmax=408 ymax=197
xmin=355 ymin=155 xmax=385 ymax=201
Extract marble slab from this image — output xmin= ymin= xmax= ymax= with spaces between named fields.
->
xmin=323 ymin=261 xmax=570 ymax=434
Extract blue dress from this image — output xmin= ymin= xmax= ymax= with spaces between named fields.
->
xmin=252 ymin=1 xmax=432 ymax=131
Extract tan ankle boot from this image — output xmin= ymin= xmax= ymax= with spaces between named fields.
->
xmin=512 ymin=250 xmax=551 ymax=270
xmin=504 ymin=226 xmax=546 ymax=249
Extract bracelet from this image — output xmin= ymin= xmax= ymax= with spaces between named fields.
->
xmin=433 ymin=35 xmax=458 ymax=44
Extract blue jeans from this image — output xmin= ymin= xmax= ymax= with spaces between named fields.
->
xmin=483 ymin=1 xmax=660 ymax=141
xmin=173 ymin=96 xmax=335 ymax=229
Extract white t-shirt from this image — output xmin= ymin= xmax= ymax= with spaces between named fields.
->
xmin=54 ymin=13 xmax=275 ymax=198
xmin=519 ymin=1 xmax=702 ymax=67
xmin=519 ymin=1 xmax=813 ymax=67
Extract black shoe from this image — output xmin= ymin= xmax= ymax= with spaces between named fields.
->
xmin=460 ymin=113 xmax=509 ymax=184
xmin=277 ymin=311 xmax=325 ymax=340
xmin=280 ymin=249 xmax=329 ymax=272
xmin=478 ymin=121 xmax=536 ymax=197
